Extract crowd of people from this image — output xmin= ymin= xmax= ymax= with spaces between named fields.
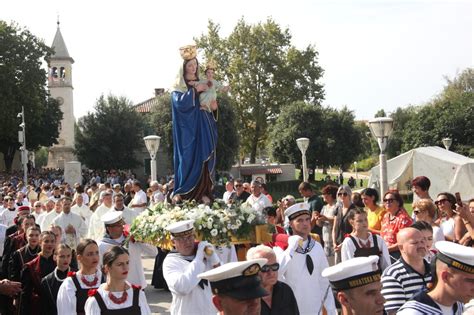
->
xmin=0 ymin=172 xmax=474 ymax=314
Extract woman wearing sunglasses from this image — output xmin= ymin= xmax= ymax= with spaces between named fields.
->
xmin=246 ymin=245 xmax=299 ymax=315
xmin=380 ymin=190 xmax=413 ymax=262
xmin=436 ymin=192 xmax=465 ymax=242
xmin=412 ymin=199 xmax=445 ymax=248
xmin=332 ymin=185 xmax=356 ymax=263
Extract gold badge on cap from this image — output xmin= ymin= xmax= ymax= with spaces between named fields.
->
xmin=243 ymin=264 xmax=260 ymax=276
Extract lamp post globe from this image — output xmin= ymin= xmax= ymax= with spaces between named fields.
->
xmin=143 ymin=135 xmax=161 ymax=182
xmin=442 ymin=137 xmax=452 ymax=150
xmin=296 ymin=137 xmax=310 ymax=183
xmin=368 ymin=117 xmax=394 ymax=197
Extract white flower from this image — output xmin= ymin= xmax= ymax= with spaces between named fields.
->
xmin=210 ymin=229 xmax=218 ymax=236
xmin=207 ymin=217 xmax=214 ymax=224
xmin=222 ymin=227 xmax=227 ymax=233
xmin=236 ymin=220 xmax=242 ymax=227
xmin=247 ymin=214 xmax=255 ymax=224
xmin=207 ymin=222 xmax=213 ymax=229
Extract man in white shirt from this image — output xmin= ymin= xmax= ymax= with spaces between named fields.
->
xmin=0 ymin=197 xmax=17 ymax=226
xmin=130 ymin=180 xmax=147 ymax=213
xmin=71 ymin=194 xmax=92 ymax=226
xmin=275 ymin=203 xmax=337 ymax=314
xmin=222 ymin=181 xmax=234 ymax=204
xmin=246 ymin=180 xmax=272 ymax=213
xmin=163 ymin=220 xmax=221 ymax=315
xmin=97 ymin=211 xmax=157 ymax=288
xmin=87 ymin=191 xmax=113 ymax=241
xmin=149 ymin=181 xmax=164 ymax=208
xmin=31 ymin=201 xmax=43 ymax=220
xmin=52 ymin=197 xmax=87 ymax=249
xmin=36 ymin=199 xmax=55 ymax=228
xmin=111 ymin=193 xmax=138 ymax=225
xmin=40 ymin=199 xmax=62 ymax=231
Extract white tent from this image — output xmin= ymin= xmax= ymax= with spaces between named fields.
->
xmin=368 ymin=146 xmax=474 ymax=200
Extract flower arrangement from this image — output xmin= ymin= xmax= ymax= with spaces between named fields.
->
xmin=130 ymin=200 xmax=267 ymax=249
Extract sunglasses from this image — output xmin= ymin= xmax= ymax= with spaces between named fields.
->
xmin=261 ymin=263 xmax=280 ymax=273
xmin=235 ymin=184 xmax=242 ymax=188
xmin=383 ymin=198 xmax=395 ymax=203
xmin=337 ymin=192 xmax=348 ymax=197
xmin=435 ymin=199 xmax=449 ymax=206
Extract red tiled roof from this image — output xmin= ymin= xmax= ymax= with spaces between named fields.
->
xmin=239 ymin=167 xmax=283 ymax=176
xmin=133 ymin=97 xmax=157 ymax=113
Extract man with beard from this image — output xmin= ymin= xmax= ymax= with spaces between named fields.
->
xmin=398 ymin=241 xmax=473 ymax=314
xmin=381 ymin=227 xmax=432 ymax=314
xmin=322 ymin=255 xmax=385 ymax=315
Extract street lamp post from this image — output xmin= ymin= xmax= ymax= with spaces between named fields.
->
xmin=143 ymin=135 xmax=161 ymax=182
xmin=354 ymin=161 xmax=358 ymax=183
xmin=442 ymin=137 xmax=452 ymax=150
xmin=368 ymin=117 xmax=394 ymax=198
xmin=296 ymin=137 xmax=310 ymax=183
xmin=17 ymin=107 xmax=27 ymax=184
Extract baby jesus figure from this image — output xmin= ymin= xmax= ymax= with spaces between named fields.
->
xmin=197 ymin=60 xmax=229 ymax=112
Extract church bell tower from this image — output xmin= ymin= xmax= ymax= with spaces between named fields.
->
xmin=47 ymin=20 xmax=76 ymax=169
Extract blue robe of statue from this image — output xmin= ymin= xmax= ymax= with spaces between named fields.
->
xmin=171 ymin=87 xmax=217 ymax=197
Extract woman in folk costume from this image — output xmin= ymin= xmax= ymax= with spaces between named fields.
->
xmin=57 ymin=239 xmax=105 ymax=315
xmin=340 ymin=208 xmax=390 ymax=271
xmin=84 ymin=246 xmax=151 ymax=315
xmin=40 ymin=243 xmax=74 ymax=315
xmin=19 ymin=230 xmax=56 ymax=315
xmin=171 ymin=45 xmax=217 ymax=203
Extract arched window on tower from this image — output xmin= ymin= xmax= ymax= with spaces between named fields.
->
xmin=60 ymin=67 xmax=66 ymax=80
xmin=51 ymin=67 xmax=58 ymax=80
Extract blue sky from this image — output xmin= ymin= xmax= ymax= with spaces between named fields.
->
xmin=2 ymin=0 xmax=472 ymax=119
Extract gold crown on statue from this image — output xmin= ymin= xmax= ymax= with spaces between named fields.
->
xmin=205 ymin=59 xmax=217 ymax=71
xmin=179 ymin=45 xmax=197 ymax=61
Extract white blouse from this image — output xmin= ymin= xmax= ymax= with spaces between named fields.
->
xmin=57 ymin=269 xmax=103 ymax=314
xmin=84 ymin=282 xmax=151 ymax=315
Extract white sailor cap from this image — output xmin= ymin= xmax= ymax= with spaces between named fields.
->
xmin=197 ymin=259 xmax=269 ymax=300
xmin=101 ymin=211 xmax=123 ymax=225
xmin=284 ymin=202 xmax=311 ymax=220
xmin=322 ymin=256 xmax=381 ymax=290
xmin=436 ymin=241 xmax=474 ymax=274
xmin=166 ymin=219 xmax=195 ymax=237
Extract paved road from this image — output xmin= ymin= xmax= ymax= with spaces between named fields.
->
xmin=142 ymin=257 xmax=172 ymax=314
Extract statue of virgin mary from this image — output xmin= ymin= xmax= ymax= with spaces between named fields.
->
xmin=170 ymin=45 xmax=217 ymax=203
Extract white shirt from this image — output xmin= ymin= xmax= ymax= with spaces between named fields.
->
xmin=52 ymin=211 xmax=88 ymax=248
xmin=111 ymin=207 xmax=139 ymax=225
xmin=152 ymin=191 xmax=165 ymax=205
xmin=84 ymin=282 xmax=151 ymax=315
xmin=57 ymin=270 xmax=103 ymax=314
xmin=275 ymin=239 xmax=337 ymax=315
xmin=246 ymin=194 xmax=272 ymax=213
xmin=215 ymin=245 xmax=238 ymax=264
xmin=0 ymin=208 xmax=17 ymax=226
xmin=341 ymin=233 xmax=391 ymax=271
xmin=71 ymin=204 xmax=93 ymax=226
xmin=0 ymin=223 xmax=7 ymax=256
xmin=222 ymin=191 xmax=233 ymax=203
xmin=36 ymin=210 xmax=50 ymax=228
xmin=40 ymin=210 xmax=61 ymax=231
xmin=87 ymin=204 xmax=112 ymax=241
xmin=441 ymin=217 xmax=455 ymax=240
xmin=163 ymin=252 xmax=217 ymax=315
xmin=131 ymin=190 xmax=147 ymax=213
xmin=97 ymin=235 xmax=158 ymax=288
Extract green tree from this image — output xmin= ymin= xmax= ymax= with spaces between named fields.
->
xmin=269 ymin=102 xmax=361 ymax=170
xmin=0 ymin=21 xmax=62 ymax=171
xmin=386 ymin=106 xmax=416 ymax=157
xmin=196 ymin=18 xmax=325 ymax=163
xmin=75 ymin=94 xmax=144 ymax=169
xmin=149 ymin=93 xmax=239 ymax=172
xmin=374 ymin=109 xmax=386 ymax=117
xmin=401 ymin=68 xmax=474 ymax=156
